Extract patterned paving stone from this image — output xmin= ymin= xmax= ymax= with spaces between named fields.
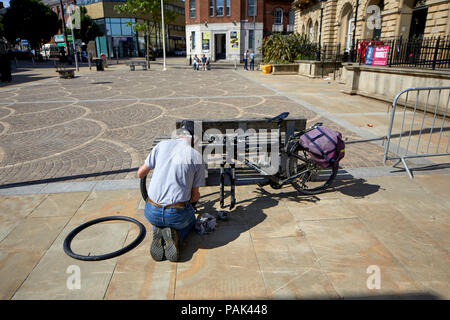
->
xmin=0 ymin=64 xmax=392 ymax=186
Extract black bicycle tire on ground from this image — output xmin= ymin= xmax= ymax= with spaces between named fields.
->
xmin=63 ymin=216 xmax=146 ymax=261
xmin=287 ymin=148 xmax=339 ymax=195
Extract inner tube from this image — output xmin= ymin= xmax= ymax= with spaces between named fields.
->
xmin=140 ymin=175 xmax=148 ymax=201
xmin=63 ymin=216 xmax=146 ymax=261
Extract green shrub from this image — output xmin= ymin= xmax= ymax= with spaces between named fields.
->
xmin=261 ymin=32 xmax=317 ymax=64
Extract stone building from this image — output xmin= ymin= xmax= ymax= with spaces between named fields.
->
xmin=293 ymin=0 xmax=449 ymax=53
xmin=185 ymin=0 xmax=296 ymax=62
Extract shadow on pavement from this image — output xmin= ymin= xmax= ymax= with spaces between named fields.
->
xmin=179 ymin=187 xmax=318 ymax=262
xmin=0 ymin=73 xmax=54 ymax=87
xmin=331 ymin=178 xmax=382 ymax=198
xmin=0 ymin=167 xmax=139 ymax=189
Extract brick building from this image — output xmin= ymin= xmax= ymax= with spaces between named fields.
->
xmin=293 ymin=0 xmax=450 ymax=53
xmin=185 ymin=0 xmax=296 ymax=62
xmin=41 ymin=0 xmax=77 ymax=52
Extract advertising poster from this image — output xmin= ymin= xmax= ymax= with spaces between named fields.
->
xmin=230 ymin=31 xmax=239 ymax=50
xmin=364 ymin=46 xmax=374 ymax=65
xmin=202 ymin=32 xmax=210 ymax=52
xmin=372 ymin=46 xmax=389 ymax=66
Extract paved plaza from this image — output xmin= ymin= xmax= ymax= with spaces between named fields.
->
xmin=0 ymin=59 xmax=449 ymax=300
xmin=0 ymin=59 xmax=392 ymax=187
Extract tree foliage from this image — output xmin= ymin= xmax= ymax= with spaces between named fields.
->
xmin=74 ymin=6 xmax=103 ymax=44
xmin=261 ymin=32 xmax=317 ymax=64
xmin=114 ymin=0 xmax=178 ymax=64
xmin=2 ymin=0 xmax=60 ymax=49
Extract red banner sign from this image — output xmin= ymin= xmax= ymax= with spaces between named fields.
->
xmin=372 ymin=46 xmax=390 ymax=66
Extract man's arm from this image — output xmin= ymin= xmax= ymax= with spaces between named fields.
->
xmin=190 ymin=187 xmax=200 ymax=202
xmin=137 ymin=163 xmax=150 ymax=179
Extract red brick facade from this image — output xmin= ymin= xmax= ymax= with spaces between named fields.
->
xmin=185 ymin=0 xmax=294 ymax=35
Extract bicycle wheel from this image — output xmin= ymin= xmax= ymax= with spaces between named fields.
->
xmin=286 ymin=147 xmax=338 ymax=195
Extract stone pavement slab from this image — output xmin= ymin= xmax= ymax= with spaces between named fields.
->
xmin=0 ymin=173 xmax=448 ymax=300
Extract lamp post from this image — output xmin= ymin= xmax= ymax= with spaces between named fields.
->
xmin=316 ymin=0 xmax=327 ymax=61
xmin=349 ymin=0 xmax=360 ymax=62
xmin=160 ymin=0 xmax=167 ymax=71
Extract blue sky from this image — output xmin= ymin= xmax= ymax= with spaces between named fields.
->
xmin=2 ymin=0 xmax=10 ymax=8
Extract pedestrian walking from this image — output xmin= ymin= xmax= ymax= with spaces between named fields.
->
xmin=249 ymin=51 xmax=255 ymax=71
xmin=201 ymin=54 xmax=207 ymax=71
xmin=243 ymin=50 xmax=249 ymax=70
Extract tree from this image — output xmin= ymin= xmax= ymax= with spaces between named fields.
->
xmin=74 ymin=6 xmax=103 ymax=44
xmin=3 ymin=0 xmax=60 ymax=51
xmin=114 ymin=0 xmax=178 ymax=67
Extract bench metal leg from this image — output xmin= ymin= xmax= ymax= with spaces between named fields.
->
xmin=219 ymin=161 xmax=236 ymax=210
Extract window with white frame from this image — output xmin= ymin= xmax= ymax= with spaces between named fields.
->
xmin=189 ymin=0 xmax=196 ymax=19
xmin=248 ymin=0 xmax=256 ymax=17
xmin=209 ymin=0 xmax=214 ymax=16
xmin=226 ymin=0 xmax=230 ymax=16
xmin=216 ymin=0 xmax=224 ymax=16
xmin=274 ymin=8 xmax=283 ymax=25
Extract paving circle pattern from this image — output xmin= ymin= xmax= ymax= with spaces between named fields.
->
xmin=0 ymin=67 xmax=386 ymax=186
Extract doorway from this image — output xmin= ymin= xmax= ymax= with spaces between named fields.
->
xmin=215 ymin=33 xmax=226 ymax=60
xmin=409 ymin=6 xmax=428 ymax=39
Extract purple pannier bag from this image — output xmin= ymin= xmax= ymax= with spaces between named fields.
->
xmin=299 ymin=126 xmax=345 ymax=168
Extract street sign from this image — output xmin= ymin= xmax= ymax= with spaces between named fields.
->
xmin=54 ymin=35 xmax=73 ymax=42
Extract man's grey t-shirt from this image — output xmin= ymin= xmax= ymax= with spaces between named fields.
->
xmin=145 ymin=138 xmax=205 ymax=206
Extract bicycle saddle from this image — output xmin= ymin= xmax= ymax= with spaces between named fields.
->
xmin=266 ymin=112 xmax=289 ymax=123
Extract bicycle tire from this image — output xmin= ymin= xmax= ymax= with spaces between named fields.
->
xmin=140 ymin=175 xmax=148 ymax=201
xmin=63 ymin=216 xmax=146 ymax=261
xmin=286 ymin=145 xmax=338 ymax=195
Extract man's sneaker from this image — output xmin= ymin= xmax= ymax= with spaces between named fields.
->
xmin=150 ymin=227 xmax=165 ymax=261
xmin=162 ymin=227 xmax=179 ymax=262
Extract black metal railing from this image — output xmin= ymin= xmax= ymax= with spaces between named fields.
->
xmin=356 ymin=36 xmax=450 ymax=70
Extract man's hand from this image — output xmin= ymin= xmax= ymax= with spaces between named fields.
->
xmin=137 ymin=164 xmax=150 ymax=179
xmin=191 ymin=187 xmax=200 ymax=203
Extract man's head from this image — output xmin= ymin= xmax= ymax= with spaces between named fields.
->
xmin=177 ymin=120 xmax=200 ymax=148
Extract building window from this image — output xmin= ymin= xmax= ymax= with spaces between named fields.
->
xmin=226 ymin=0 xmax=230 ymax=16
xmin=216 ymin=0 xmax=224 ymax=16
xmin=274 ymin=8 xmax=283 ymax=25
xmin=191 ymin=31 xmax=196 ymax=49
xmin=248 ymin=0 xmax=256 ymax=16
xmin=209 ymin=0 xmax=214 ymax=16
xmin=189 ymin=0 xmax=196 ymax=19
xmin=249 ymin=30 xmax=254 ymax=50
xmin=289 ymin=10 xmax=295 ymax=25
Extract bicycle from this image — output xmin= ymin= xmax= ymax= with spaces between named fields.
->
xmin=140 ymin=112 xmax=339 ymax=210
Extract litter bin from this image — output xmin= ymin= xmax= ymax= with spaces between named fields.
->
xmin=94 ymin=58 xmax=104 ymax=71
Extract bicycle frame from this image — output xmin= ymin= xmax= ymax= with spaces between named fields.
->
xmin=216 ymin=119 xmax=311 ymax=209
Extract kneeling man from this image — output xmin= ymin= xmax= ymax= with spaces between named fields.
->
xmin=137 ymin=121 xmax=205 ymax=262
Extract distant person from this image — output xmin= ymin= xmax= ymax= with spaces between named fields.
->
xmin=192 ymin=54 xmax=200 ymax=70
xmin=201 ymin=54 xmax=207 ymax=71
xmin=249 ymin=51 xmax=255 ymax=71
xmin=243 ymin=50 xmax=249 ymax=70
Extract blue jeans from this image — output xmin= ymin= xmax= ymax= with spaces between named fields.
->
xmin=244 ymin=58 xmax=248 ymax=70
xmin=144 ymin=201 xmax=196 ymax=243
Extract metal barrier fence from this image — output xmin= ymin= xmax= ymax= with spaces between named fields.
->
xmin=384 ymin=87 xmax=450 ymax=178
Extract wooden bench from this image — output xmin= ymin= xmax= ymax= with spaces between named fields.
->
xmin=126 ymin=60 xmax=147 ymax=71
xmin=150 ymin=116 xmax=307 ymax=184
xmin=55 ymin=65 xmax=76 ymax=79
